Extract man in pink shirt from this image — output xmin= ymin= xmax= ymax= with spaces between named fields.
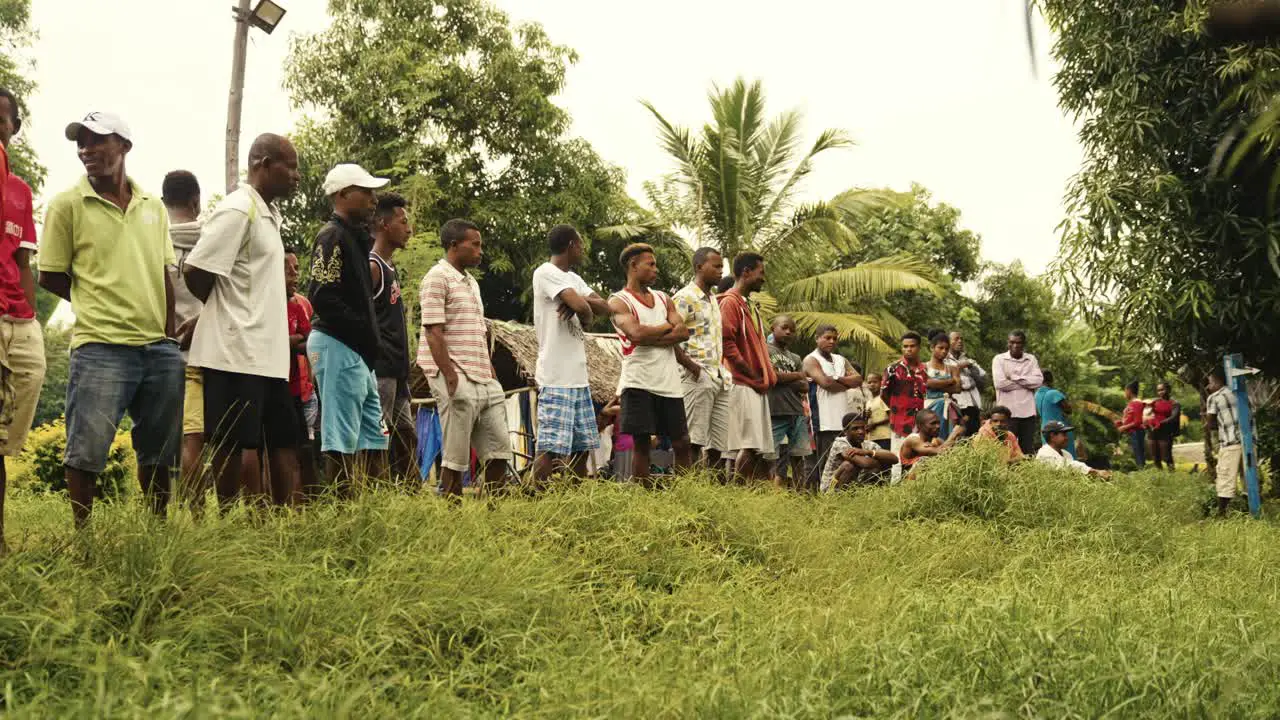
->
xmin=991 ymin=329 xmax=1043 ymax=455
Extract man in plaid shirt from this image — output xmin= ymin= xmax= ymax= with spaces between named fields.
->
xmin=883 ymin=331 xmax=929 ymax=483
xmin=1205 ymin=367 xmax=1245 ymax=517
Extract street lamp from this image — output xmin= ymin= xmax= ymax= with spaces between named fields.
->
xmin=225 ymin=0 xmax=287 ymax=192
xmin=246 ymin=0 xmax=287 ymax=35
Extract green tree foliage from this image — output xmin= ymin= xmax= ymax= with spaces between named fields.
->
xmin=1043 ymin=1 xmax=1280 ymax=377
xmin=644 ymin=78 xmax=851 ymax=261
xmin=0 ymin=0 xmax=42 ymax=193
xmin=34 ymin=324 xmax=68 ymax=426
xmin=283 ymin=0 xmax=673 ymax=322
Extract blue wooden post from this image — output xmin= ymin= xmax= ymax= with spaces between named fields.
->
xmin=1225 ymin=353 xmax=1262 ymax=518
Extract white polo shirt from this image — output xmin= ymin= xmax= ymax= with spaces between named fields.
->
xmin=186 ymin=185 xmax=290 ymax=379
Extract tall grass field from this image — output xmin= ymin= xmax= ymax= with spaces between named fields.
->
xmin=0 ymin=444 xmax=1275 ymax=717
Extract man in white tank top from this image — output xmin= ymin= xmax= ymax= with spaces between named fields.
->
xmin=802 ymin=324 xmax=863 ymax=490
xmin=607 ymin=243 xmax=693 ymax=486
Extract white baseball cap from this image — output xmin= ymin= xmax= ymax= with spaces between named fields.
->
xmin=64 ymin=111 xmax=133 ymax=143
xmin=322 ymin=163 xmax=389 ymax=195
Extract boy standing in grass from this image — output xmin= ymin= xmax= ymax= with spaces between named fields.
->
xmin=185 ymin=134 xmax=303 ymax=508
xmin=720 ymin=253 xmax=776 ymax=483
xmin=882 ymin=332 xmax=929 ymax=483
xmin=674 ymin=247 xmax=730 ymax=473
xmin=369 ymin=193 xmax=417 ymax=486
xmin=820 ymin=413 xmax=898 ymax=492
xmin=0 ymin=88 xmax=44 ymax=546
xmin=609 ymin=243 xmax=692 ymax=486
xmin=40 ymin=112 xmax=182 ymax=527
xmin=530 ymin=225 xmax=611 ymax=487
xmin=765 ymin=315 xmax=810 ymax=490
xmin=864 ymin=373 xmax=892 ymax=450
xmin=1205 ymin=368 xmax=1243 ymax=517
xmin=804 ymin=324 xmax=861 ymax=482
xmin=419 ymin=219 xmax=512 ymax=499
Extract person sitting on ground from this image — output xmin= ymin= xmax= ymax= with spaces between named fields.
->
xmin=820 ymin=412 xmax=898 ymax=493
xmin=1036 ymin=420 xmax=1110 ymax=478
xmin=975 ymin=405 xmax=1023 ymax=464
xmin=900 ymin=408 xmax=963 ymax=475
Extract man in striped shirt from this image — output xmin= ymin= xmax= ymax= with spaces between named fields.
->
xmin=418 ymin=219 xmax=511 ymax=498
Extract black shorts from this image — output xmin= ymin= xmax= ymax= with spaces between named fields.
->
xmin=203 ymin=368 xmax=303 ymax=450
xmin=619 ymin=388 xmax=688 ymax=439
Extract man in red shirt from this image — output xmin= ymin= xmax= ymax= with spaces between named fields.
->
xmin=720 ymin=252 xmax=776 ymax=483
xmin=0 ymin=88 xmax=45 ymax=548
xmin=883 ymin=331 xmax=929 ymax=484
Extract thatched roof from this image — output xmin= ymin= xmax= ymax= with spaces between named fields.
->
xmin=410 ymin=320 xmax=622 ymax=404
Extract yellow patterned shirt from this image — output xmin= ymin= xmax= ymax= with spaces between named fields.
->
xmin=673 ymin=281 xmax=730 ymax=389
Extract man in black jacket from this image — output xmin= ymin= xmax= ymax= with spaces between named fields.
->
xmin=307 ymin=163 xmax=390 ymax=494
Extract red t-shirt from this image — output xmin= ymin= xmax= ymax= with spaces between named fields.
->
xmin=287 ymin=294 xmax=314 ymax=400
xmin=1148 ymin=398 xmax=1174 ymax=429
xmin=0 ymin=145 xmax=35 ymax=320
xmin=1119 ymin=400 xmax=1146 ymax=434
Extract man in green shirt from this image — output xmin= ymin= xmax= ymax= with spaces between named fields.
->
xmin=38 ymin=112 xmax=182 ymax=527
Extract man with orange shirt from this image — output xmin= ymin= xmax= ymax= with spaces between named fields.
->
xmin=720 ymin=252 xmax=776 ymax=483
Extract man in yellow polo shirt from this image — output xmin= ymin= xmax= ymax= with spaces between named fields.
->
xmin=38 ymin=112 xmax=182 ymax=528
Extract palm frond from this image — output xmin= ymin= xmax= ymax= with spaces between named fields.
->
xmin=774 ymin=256 xmax=941 ymax=306
xmin=641 ymin=100 xmax=704 ymax=185
xmin=756 ymin=127 xmax=854 ymax=231
xmin=788 ymin=311 xmax=895 ymax=354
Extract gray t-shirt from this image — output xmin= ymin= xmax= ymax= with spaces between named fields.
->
xmin=768 ymin=342 xmax=805 ymax=417
xmin=820 ymin=435 xmax=882 ymax=492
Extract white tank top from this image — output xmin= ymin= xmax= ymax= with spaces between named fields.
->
xmin=807 ymin=350 xmax=850 ymax=432
xmin=613 ymin=288 xmax=683 ymax=398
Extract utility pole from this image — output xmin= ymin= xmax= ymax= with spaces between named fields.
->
xmin=226 ymin=0 xmax=252 ymax=194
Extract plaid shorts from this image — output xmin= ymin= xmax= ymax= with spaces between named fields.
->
xmin=537 ymin=386 xmax=599 ymax=456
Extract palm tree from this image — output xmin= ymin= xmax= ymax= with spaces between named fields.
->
xmin=642 ymin=79 xmax=941 ymax=354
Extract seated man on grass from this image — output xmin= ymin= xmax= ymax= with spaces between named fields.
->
xmin=899 ymin=408 xmax=963 ymax=478
xmin=819 ymin=412 xmax=898 ymax=493
xmin=1036 ymin=420 xmax=1110 ymax=478
xmin=975 ymin=405 xmax=1023 ymax=465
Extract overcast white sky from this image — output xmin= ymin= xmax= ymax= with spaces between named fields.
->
xmin=26 ymin=0 xmax=1078 ymax=273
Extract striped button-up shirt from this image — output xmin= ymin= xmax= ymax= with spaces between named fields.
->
xmin=417 ymin=259 xmax=492 ymax=381
xmin=1206 ymin=387 xmax=1240 ymax=447
xmin=673 ymin=281 xmax=730 ymax=389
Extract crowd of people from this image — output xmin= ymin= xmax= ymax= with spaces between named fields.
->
xmin=0 ymin=96 xmax=1255 ymax=542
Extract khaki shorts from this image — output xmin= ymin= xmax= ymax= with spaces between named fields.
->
xmin=183 ymin=365 xmax=204 ymax=436
xmin=1216 ymin=443 xmax=1242 ymax=499
xmin=726 ymin=384 xmax=774 ymax=454
xmin=681 ymin=368 xmax=730 ymax=451
xmin=0 ymin=319 xmax=45 ymax=455
xmin=426 ymin=372 xmax=511 ymax=473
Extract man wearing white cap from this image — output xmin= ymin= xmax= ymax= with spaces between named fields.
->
xmin=38 ymin=112 xmax=183 ymax=527
xmin=307 ymin=163 xmax=390 ymax=493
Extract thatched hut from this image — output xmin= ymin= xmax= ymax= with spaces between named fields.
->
xmin=409 ymin=320 xmax=622 ymax=403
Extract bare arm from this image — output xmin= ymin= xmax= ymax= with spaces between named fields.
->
xmin=369 ymin=259 xmax=383 ymax=296
xmin=838 ymin=366 xmax=864 ymax=389
xmin=993 ymin=358 xmax=1020 ymax=392
xmin=804 ymin=356 xmax=846 ymax=392
xmin=16 ymin=249 xmax=35 ymax=314
xmin=424 ymin=324 xmax=459 ymax=396
xmin=871 ymin=449 xmax=899 ymax=466
xmin=557 ymin=287 xmax=594 ymax=327
xmin=164 ymin=272 xmax=176 ymax=338
xmin=675 ymin=346 xmax=703 ymax=378
xmin=654 ymin=296 xmax=690 ymax=346
xmin=38 ymin=271 xmax=71 ymax=302
xmin=609 ymin=296 xmax=672 ymax=346
xmin=183 ymin=265 xmax=217 ymax=304
xmin=585 ymin=291 xmax=612 ymax=318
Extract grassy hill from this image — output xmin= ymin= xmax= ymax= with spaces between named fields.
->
xmin=0 ymin=445 xmax=1276 ymax=717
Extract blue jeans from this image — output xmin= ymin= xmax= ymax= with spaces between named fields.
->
xmin=65 ymin=341 xmax=183 ymax=473
xmin=1129 ymin=429 xmax=1146 ymax=468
